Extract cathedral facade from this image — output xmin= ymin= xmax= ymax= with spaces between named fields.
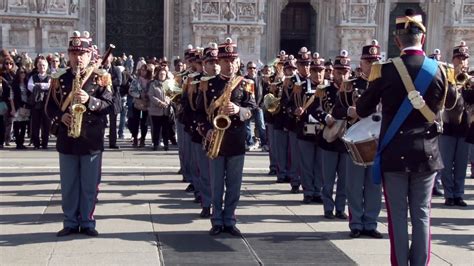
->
xmin=1 ymin=0 xmax=473 ymax=67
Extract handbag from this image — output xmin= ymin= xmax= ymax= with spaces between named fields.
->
xmin=133 ymin=98 xmax=148 ymax=111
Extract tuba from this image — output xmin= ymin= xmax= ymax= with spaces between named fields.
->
xmin=206 ymin=76 xmax=240 ymax=159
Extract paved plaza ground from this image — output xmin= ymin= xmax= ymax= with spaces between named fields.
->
xmin=0 ymin=137 xmax=473 ymax=265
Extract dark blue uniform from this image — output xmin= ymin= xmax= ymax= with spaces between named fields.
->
xmin=46 ymin=67 xmax=113 ymax=231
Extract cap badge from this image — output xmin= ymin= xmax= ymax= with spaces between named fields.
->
xmin=72 ymin=38 xmax=81 ymax=47
xmin=369 ymin=47 xmax=378 ymax=55
xmin=225 ymin=45 xmax=234 ymax=53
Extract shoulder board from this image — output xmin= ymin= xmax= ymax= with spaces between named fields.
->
xmin=188 ymin=72 xmax=200 ymax=78
xmin=241 ymin=80 xmax=254 ymax=94
xmin=368 ymin=60 xmax=391 ymax=82
xmin=436 ymin=62 xmax=455 ymax=84
xmin=51 ymin=68 xmax=68 ymax=79
xmin=190 ymin=80 xmax=201 ymax=85
xmin=200 ymin=75 xmax=215 ymax=81
xmin=341 ymin=78 xmax=355 ymax=91
xmin=243 ymin=78 xmax=255 ymax=84
xmin=93 ymin=68 xmax=108 ymax=76
xmin=199 ymin=79 xmax=209 ymax=92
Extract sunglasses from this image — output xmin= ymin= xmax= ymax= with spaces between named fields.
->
xmin=248 ymin=67 xmax=256 ymax=69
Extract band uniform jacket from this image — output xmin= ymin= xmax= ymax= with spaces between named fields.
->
xmin=462 ymin=88 xmax=474 ymax=144
xmin=45 ymin=68 xmax=113 ymax=155
xmin=356 ymin=54 xmax=457 ymax=173
xmin=245 ymin=75 xmax=263 ymax=108
xmin=181 ymin=72 xmax=202 ymax=134
xmin=199 ymin=75 xmax=257 ymax=156
xmin=307 ymin=82 xmax=347 ymax=153
xmin=191 ymin=75 xmax=215 ymax=144
xmin=287 ymin=79 xmax=320 ymax=142
xmin=175 ymin=69 xmax=190 ymax=124
xmin=282 ymin=75 xmax=305 ymax=132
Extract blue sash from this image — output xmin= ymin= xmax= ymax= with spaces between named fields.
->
xmin=372 ymin=57 xmax=438 ymax=184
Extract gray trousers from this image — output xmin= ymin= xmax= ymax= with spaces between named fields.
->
xmin=383 ymin=171 xmax=435 ymax=266
xmin=288 ymin=131 xmax=301 ymax=186
xmin=346 ymin=160 xmax=381 ymax=231
xmin=266 ymin=124 xmax=278 ymax=171
xmin=209 ymin=155 xmax=245 ymax=227
xmin=176 ymin=122 xmax=188 ymax=179
xmin=321 ymin=150 xmax=347 ymax=213
xmin=439 ymin=135 xmax=469 ymax=198
xmin=274 ymin=129 xmax=289 ymax=181
xmin=59 ymin=152 xmax=102 ymax=229
xmin=182 ymin=131 xmax=196 ymax=185
xmin=297 ymin=139 xmax=322 ymax=197
xmin=192 ymin=141 xmax=211 ymax=207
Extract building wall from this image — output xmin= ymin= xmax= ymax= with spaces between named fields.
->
xmin=1 ymin=0 xmax=473 ymax=68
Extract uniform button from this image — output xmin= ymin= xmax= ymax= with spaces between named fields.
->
xmin=61 ymin=85 xmax=65 ymax=88
xmin=211 ymin=89 xmax=215 ymax=92
xmin=401 ymin=156 xmax=405 ymax=160
xmin=426 ymin=131 xmax=430 ymax=134
xmin=328 ymin=97 xmax=331 ymax=100
xmin=193 ymin=120 xmax=196 ymax=123
xmin=213 ymin=96 xmax=217 ymax=99
xmin=400 ymin=130 xmax=403 ymax=134
xmin=60 ymin=79 xmax=63 ymax=82
xmin=209 ymin=83 xmax=212 ymax=87
xmin=428 ymin=155 xmax=433 ymax=159
xmin=63 ymin=92 xmax=67 ymax=95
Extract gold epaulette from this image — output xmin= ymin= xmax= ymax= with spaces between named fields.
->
xmin=438 ymin=62 xmax=456 ymax=85
xmin=341 ymin=78 xmax=356 ymax=92
xmin=242 ymin=79 xmax=255 ymax=94
xmin=368 ymin=59 xmax=391 ymax=82
xmin=51 ymin=68 xmax=68 ymax=79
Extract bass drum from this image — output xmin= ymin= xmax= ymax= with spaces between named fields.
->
xmin=341 ymin=113 xmax=381 ymax=166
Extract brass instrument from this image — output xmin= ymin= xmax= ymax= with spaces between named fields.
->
xmin=456 ymin=72 xmax=473 ymax=89
xmin=206 ymin=76 xmax=240 ymax=159
xmin=67 ymin=69 xmax=87 ymax=138
xmin=163 ymin=78 xmax=182 ymax=103
xmin=263 ymin=76 xmax=284 ymax=114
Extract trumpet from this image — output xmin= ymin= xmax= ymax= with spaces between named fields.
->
xmin=456 ymin=72 xmax=473 ymax=89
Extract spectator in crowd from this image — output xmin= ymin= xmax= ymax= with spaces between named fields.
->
xmin=125 ymin=55 xmax=134 ymax=73
xmin=244 ymin=61 xmax=267 ymax=150
xmin=50 ymin=56 xmax=61 ymax=74
xmin=148 ymin=67 xmax=171 ymax=151
xmin=135 ymin=57 xmax=146 ymax=75
xmin=28 ymin=56 xmax=51 ymax=149
xmin=128 ymin=63 xmax=153 ymax=147
xmin=9 ymin=66 xmax=30 ymax=149
xmin=2 ymin=56 xmax=16 ymax=147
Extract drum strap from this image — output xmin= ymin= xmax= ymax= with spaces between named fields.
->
xmin=392 ymin=57 xmax=436 ymax=123
xmin=372 ymin=57 xmax=438 ymax=184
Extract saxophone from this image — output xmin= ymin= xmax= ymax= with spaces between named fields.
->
xmin=206 ymin=76 xmax=237 ymax=159
xmin=67 ymin=69 xmax=87 ymax=138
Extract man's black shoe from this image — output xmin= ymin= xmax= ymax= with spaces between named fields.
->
xmin=185 ymin=184 xmax=195 ymax=193
xmin=312 ymin=195 xmax=323 ymax=204
xmin=276 ymin=179 xmax=285 ymax=183
xmin=109 ymin=145 xmax=120 ymax=149
xmin=454 ymin=197 xmax=468 ymax=207
xmin=444 ymin=198 xmax=455 ymax=206
xmin=283 ymin=177 xmax=291 ymax=183
xmin=302 ymin=195 xmax=312 ymax=204
xmin=324 ymin=211 xmax=335 ymax=219
xmin=193 ymin=195 xmax=201 ymax=204
xmin=335 ymin=211 xmax=348 ymax=220
xmin=81 ymin=227 xmax=99 ymax=237
xmin=178 ymin=168 xmax=182 ymax=175
xmin=56 ymin=227 xmax=79 ymax=237
xmin=200 ymin=207 xmax=211 ymax=218
xmin=163 ymin=146 xmax=169 ymax=151
xmin=268 ymin=169 xmax=277 ymax=175
xmin=290 ymin=185 xmax=300 ymax=193
xmin=224 ymin=226 xmax=242 ymax=236
xmin=362 ymin=229 xmax=383 ymax=239
xmin=349 ymin=229 xmax=361 ymax=238
xmin=432 ymin=185 xmax=443 ymax=196
xmin=209 ymin=225 xmax=223 ymax=236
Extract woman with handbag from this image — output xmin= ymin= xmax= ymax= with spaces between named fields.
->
xmin=10 ymin=67 xmax=31 ymax=149
xmin=0 ymin=76 xmax=9 ymax=149
xmin=148 ymin=67 xmax=171 ymax=151
xmin=128 ymin=64 xmax=154 ymax=147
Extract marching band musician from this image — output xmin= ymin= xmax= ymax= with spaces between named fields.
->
xmin=290 ymin=52 xmax=325 ymax=204
xmin=355 ymin=10 xmax=457 ymax=265
xmin=176 ymin=45 xmax=195 ymax=187
xmin=182 ymin=47 xmax=204 ymax=203
xmin=333 ymin=41 xmax=383 ymax=238
xmin=180 ymin=46 xmax=199 ymax=194
xmin=316 ymin=50 xmax=349 ymax=219
xmin=200 ymin=38 xmax=256 ymax=236
xmin=45 ymin=31 xmax=113 ymax=237
xmin=439 ymin=41 xmax=470 ymax=207
xmin=261 ymin=64 xmax=278 ymax=176
xmin=271 ymin=51 xmax=292 ymax=184
xmin=192 ymin=42 xmax=220 ymax=218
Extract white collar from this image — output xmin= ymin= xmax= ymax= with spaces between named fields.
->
xmin=402 ymin=45 xmax=423 ymax=51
